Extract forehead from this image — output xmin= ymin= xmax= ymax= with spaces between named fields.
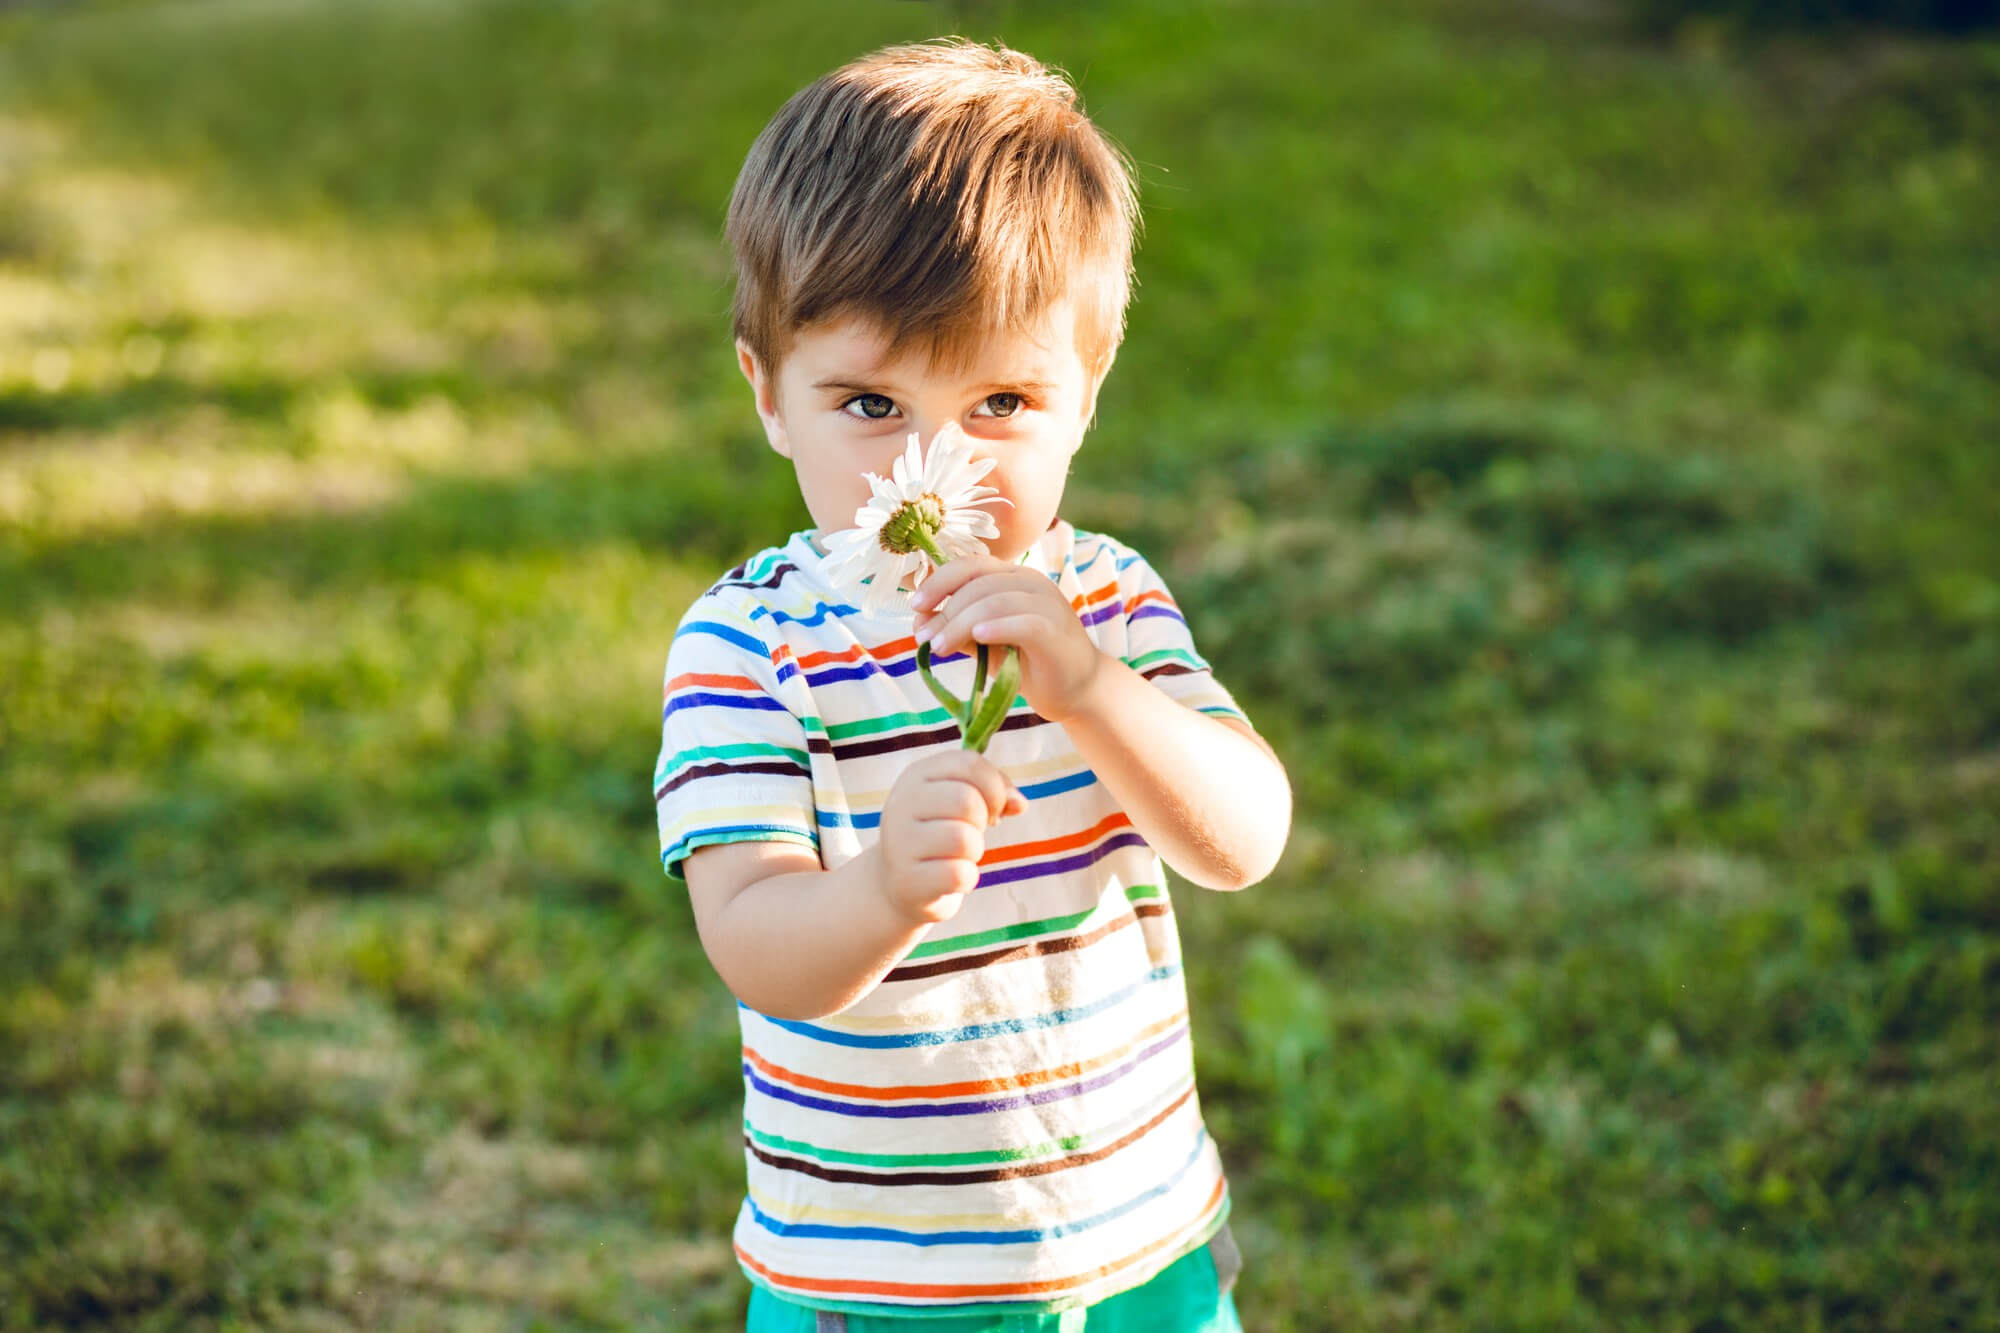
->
xmin=784 ymin=303 xmax=1085 ymax=388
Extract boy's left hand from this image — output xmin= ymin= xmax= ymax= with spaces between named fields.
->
xmin=911 ymin=555 xmax=1106 ymax=724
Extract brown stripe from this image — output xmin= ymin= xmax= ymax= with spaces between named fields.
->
xmin=1139 ymin=662 xmax=1201 ymax=679
xmin=883 ymin=902 xmax=1169 ymax=984
xmin=715 ymin=562 xmax=800 ymax=593
xmin=654 ymin=758 xmax=808 ymax=801
xmin=829 ymin=710 xmax=1047 ymax=762
xmin=745 ymin=1085 xmax=1195 ymax=1188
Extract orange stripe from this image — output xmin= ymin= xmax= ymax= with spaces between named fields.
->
xmin=735 ymin=1177 xmax=1226 ymax=1299
xmin=979 ymin=812 xmax=1132 ymax=868
xmin=793 ymin=636 xmax=919 ymax=670
xmin=742 ymin=1010 xmax=1186 ymax=1102
xmin=1067 ymin=579 xmax=1120 ymax=614
xmin=665 ymin=671 xmax=762 ymax=694
xmin=1125 ymin=589 xmax=1178 ymax=614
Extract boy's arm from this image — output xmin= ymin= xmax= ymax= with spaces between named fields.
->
xmin=685 ymin=751 xmax=1024 ymax=1020
xmin=913 ymin=556 xmax=1291 ymax=892
xmin=1043 ymin=661 xmax=1289 ymax=891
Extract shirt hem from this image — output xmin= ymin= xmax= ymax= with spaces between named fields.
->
xmin=740 ymin=1195 xmax=1232 ymax=1319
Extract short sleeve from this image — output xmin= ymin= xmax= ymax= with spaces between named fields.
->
xmin=654 ymin=592 xmax=819 ymax=882
xmin=1115 ymin=543 xmax=1252 ymax=726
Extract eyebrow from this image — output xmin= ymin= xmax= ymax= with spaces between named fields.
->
xmin=810 ymin=378 xmax=1058 ymax=394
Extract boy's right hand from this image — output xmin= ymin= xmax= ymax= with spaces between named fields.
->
xmin=874 ymin=751 xmax=1026 ymax=924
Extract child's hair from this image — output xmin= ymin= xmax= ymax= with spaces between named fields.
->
xmin=727 ymin=39 xmax=1140 ymax=378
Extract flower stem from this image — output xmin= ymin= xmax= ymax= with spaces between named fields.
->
xmin=962 ymin=647 xmax=1019 ymax=753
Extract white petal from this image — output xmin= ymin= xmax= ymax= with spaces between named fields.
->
xmin=891 ymin=434 xmax=926 ymax=495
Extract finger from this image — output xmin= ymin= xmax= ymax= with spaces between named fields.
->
xmin=909 ymin=749 xmax=1022 ymax=825
xmin=908 ymin=776 xmax=990 ymax=826
xmin=968 ymin=612 xmax=1061 ymax=656
xmin=923 ymin=588 xmax=1048 ymax=657
xmin=910 ymin=556 xmax=1015 ymax=613
xmin=906 ymin=820 xmax=984 ymax=863
xmin=906 ymin=859 xmax=980 ymax=901
xmin=952 ymin=751 xmax=1021 ymax=825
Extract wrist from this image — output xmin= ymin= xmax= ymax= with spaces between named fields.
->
xmin=1039 ymin=646 xmax=1116 ymax=726
xmin=854 ymin=841 xmax=949 ymax=929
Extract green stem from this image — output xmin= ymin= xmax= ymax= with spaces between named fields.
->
xmin=962 ymin=647 xmax=1020 ymax=753
xmin=968 ymin=644 xmax=989 ymax=730
xmin=914 ymin=641 xmax=967 ymax=719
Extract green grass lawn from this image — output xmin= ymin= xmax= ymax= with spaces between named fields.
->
xmin=2 ymin=1 xmax=1997 ymax=1328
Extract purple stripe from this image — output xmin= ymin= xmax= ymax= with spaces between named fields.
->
xmin=1130 ymin=605 xmax=1188 ymax=626
xmin=978 ymin=831 xmax=1151 ymax=890
xmin=798 ymin=648 xmax=974 ymax=691
xmin=744 ymin=1025 xmax=1188 ymax=1119
xmin=1080 ymin=600 xmax=1121 ymax=629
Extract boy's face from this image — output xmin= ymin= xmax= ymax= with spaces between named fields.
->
xmin=738 ymin=300 xmax=1108 ymax=567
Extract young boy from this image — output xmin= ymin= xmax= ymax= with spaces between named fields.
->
xmin=655 ymin=40 xmax=1292 ymax=1331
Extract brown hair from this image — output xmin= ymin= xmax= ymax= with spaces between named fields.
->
xmin=727 ymin=39 xmax=1140 ymax=379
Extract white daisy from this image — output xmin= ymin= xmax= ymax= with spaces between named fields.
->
xmin=820 ymin=421 xmax=1009 ymax=616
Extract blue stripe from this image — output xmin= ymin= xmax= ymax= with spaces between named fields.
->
xmin=1130 ymin=604 xmax=1187 ymax=626
xmin=744 ymin=1131 xmax=1209 ymax=1247
xmin=753 ymin=600 xmax=860 ymax=629
xmin=750 ymin=964 xmax=1181 ymax=1049
xmin=663 ymin=691 xmax=788 ymax=721
xmin=812 ymin=767 xmax=1093 ymax=832
xmin=1020 ymin=769 xmax=1097 ymax=800
xmin=1070 ymin=538 xmax=1116 ymax=579
xmin=673 ymin=619 xmax=768 ymax=656
xmin=660 ymin=825 xmax=817 ymax=869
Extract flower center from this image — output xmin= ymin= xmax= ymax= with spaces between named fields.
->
xmin=878 ymin=493 xmax=946 ymax=555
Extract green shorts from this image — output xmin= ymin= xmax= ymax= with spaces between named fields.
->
xmin=744 ymin=1226 xmax=1244 ymax=1332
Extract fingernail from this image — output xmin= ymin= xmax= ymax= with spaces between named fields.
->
xmin=914 ymin=622 xmax=934 ymax=644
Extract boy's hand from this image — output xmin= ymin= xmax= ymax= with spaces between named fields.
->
xmin=875 ymin=750 xmax=1025 ymax=925
xmin=912 ymin=556 xmax=1107 ymax=724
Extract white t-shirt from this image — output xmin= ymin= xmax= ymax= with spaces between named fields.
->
xmin=655 ymin=521 xmax=1248 ymax=1315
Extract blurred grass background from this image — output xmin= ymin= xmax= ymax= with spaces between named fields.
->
xmin=2 ymin=0 xmax=1996 ymax=1328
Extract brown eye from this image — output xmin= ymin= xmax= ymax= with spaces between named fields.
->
xmin=843 ymin=394 xmax=895 ymax=420
xmin=981 ymin=393 xmax=1023 ymax=418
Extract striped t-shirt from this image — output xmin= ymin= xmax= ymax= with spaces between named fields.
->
xmin=654 ymin=521 xmax=1249 ymax=1316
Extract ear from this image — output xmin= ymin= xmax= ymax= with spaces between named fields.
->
xmin=1078 ymin=344 xmax=1118 ymax=440
xmin=737 ymin=340 xmax=790 ymax=459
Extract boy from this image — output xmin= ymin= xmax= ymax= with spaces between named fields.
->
xmin=655 ymin=40 xmax=1292 ymax=1331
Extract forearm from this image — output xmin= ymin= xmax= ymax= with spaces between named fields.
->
xmin=696 ymin=846 xmax=931 ymax=1021
xmin=1057 ymin=659 xmax=1291 ymax=890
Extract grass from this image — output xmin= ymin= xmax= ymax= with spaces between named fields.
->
xmin=1 ymin=0 xmax=1996 ymax=1328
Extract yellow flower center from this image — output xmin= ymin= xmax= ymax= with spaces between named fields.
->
xmin=878 ymin=493 xmax=946 ymax=556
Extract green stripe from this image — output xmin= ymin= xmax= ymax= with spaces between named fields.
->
xmin=903 ymin=883 xmax=1165 ymax=962
xmin=824 ymin=705 xmax=957 ymax=740
xmin=903 ymin=905 xmax=1097 ymax=961
xmin=747 ymin=1122 xmax=1084 ymax=1168
xmin=1124 ymin=647 xmax=1208 ymax=671
xmin=738 ymin=549 xmax=787 ymax=583
xmin=658 ymin=741 xmax=810 ymax=782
